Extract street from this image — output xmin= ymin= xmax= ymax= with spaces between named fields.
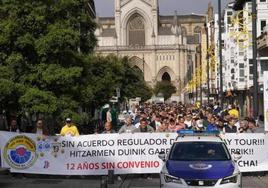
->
xmin=1 ymin=173 xmax=268 ymax=188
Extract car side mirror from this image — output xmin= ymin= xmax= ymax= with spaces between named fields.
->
xmin=158 ymin=151 xmax=166 ymax=161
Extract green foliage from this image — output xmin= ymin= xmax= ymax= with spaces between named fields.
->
xmin=80 ymin=55 xmax=152 ymax=108
xmin=0 ymin=0 xmax=152 ymax=131
xmin=19 ymin=88 xmax=57 ymax=114
xmin=0 ymin=0 xmax=96 ymax=125
xmin=0 ymin=79 xmax=25 ymax=113
xmin=120 ymin=57 xmax=153 ymax=102
xmin=154 ymin=81 xmax=177 ymax=100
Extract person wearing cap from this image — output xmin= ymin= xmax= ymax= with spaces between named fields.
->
xmin=60 ymin=118 xmax=79 ymax=136
xmin=228 ymin=104 xmax=240 ymax=119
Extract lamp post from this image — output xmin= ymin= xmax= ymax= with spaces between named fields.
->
xmin=205 ymin=22 xmax=210 ymax=104
xmin=142 ymin=54 xmax=145 ymax=79
xmin=252 ymin=0 xmax=258 ymax=119
xmin=218 ymin=0 xmax=223 ymax=109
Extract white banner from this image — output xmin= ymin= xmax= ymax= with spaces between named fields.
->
xmin=264 ymin=71 xmax=268 ymax=131
xmin=0 ymin=131 xmax=268 ymax=174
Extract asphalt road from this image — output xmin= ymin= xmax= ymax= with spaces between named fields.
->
xmin=0 ymin=173 xmax=268 ymax=188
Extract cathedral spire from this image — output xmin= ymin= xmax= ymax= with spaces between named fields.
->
xmin=153 ymin=0 xmax=158 ymax=8
xmin=172 ymin=10 xmax=181 ymax=36
xmin=173 ymin=10 xmax=178 ymax=27
xmin=152 ymin=27 xmax=155 ymax=38
xmin=115 ymin=0 xmax=120 ymax=11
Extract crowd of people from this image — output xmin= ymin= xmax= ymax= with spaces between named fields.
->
xmin=0 ymin=102 xmax=265 ymax=181
xmin=0 ymin=102 xmax=264 ymax=136
xmin=114 ymin=102 xmax=264 ymax=134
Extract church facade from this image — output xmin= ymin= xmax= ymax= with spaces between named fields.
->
xmin=95 ymin=0 xmax=206 ymax=99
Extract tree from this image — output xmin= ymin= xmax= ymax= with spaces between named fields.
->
xmin=0 ymin=0 xmax=96 ymax=126
xmin=0 ymin=0 xmax=152 ymax=132
xmin=80 ymin=55 xmax=152 ymax=113
xmin=120 ymin=57 xmax=152 ymax=102
xmin=154 ymin=81 xmax=177 ymax=100
xmin=80 ymin=55 xmax=124 ymax=114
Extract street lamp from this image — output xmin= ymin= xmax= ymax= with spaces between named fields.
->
xmin=205 ymin=22 xmax=210 ymax=104
xmin=252 ymin=0 xmax=258 ymax=119
xmin=142 ymin=54 xmax=145 ymax=79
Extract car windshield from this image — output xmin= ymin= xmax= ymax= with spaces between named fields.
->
xmin=169 ymin=141 xmax=231 ymax=161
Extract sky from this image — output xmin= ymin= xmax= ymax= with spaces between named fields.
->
xmin=95 ymin=0 xmax=231 ymax=17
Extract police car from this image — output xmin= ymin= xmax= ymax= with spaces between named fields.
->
xmin=159 ymin=130 xmax=241 ymax=188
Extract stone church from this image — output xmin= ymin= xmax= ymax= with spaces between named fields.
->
xmin=95 ymin=0 xmax=206 ymax=98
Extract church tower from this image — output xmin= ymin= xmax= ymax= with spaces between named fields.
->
xmin=96 ymin=0 xmax=206 ymax=101
xmin=114 ymin=0 xmax=159 ymax=46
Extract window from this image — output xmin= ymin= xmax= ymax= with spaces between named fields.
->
xmin=231 ymin=48 xmax=235 ymax=56
xmin=169 ymin=142 xmax=230 ymax=161
xmin=240 ymin=69 xmax=245 ymax=77
xmin=127 ymin=14 xmax=145 ymax=46
xmin=260 ymin=0 xmax=266 ymax=2
xmin=227 ymin=12 xmax=232 ymax=25
xmin=249 ymin=59 xmax=253 ymax=75
xmin=261 ymin=60 xmax=268 ymax=75
xmin=181 ymin=27 xmax=187 ymax=36
xmin=227 ymin=17 xmax=231 ymax=25
xmin=162 ymin=72 xmax=171 ymax=82
xmin=239 ymin=63 xmax=244 ymax=68
xmin=248 ymin=2 xmax=252 ymax=10
xmin=261 ymin=20 xmax=266 ymax=33
xmin=194 ymin=26 xmax=202 ymax=43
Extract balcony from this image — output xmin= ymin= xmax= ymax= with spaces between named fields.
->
xmin=257 ymin=30 xmax=268 ymax=56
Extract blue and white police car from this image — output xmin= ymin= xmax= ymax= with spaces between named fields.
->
xmin=159 ymin=130 xmax=241 ymax=188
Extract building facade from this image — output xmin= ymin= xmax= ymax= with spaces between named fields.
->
xmin=95 ymin=0 xmax=206 ymax=101
xmin=219 ymin=0 xmax=268 ymax=116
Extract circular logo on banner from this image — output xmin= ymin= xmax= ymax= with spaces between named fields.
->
xmin=4 ymin=135 xmax=37 ymax=169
